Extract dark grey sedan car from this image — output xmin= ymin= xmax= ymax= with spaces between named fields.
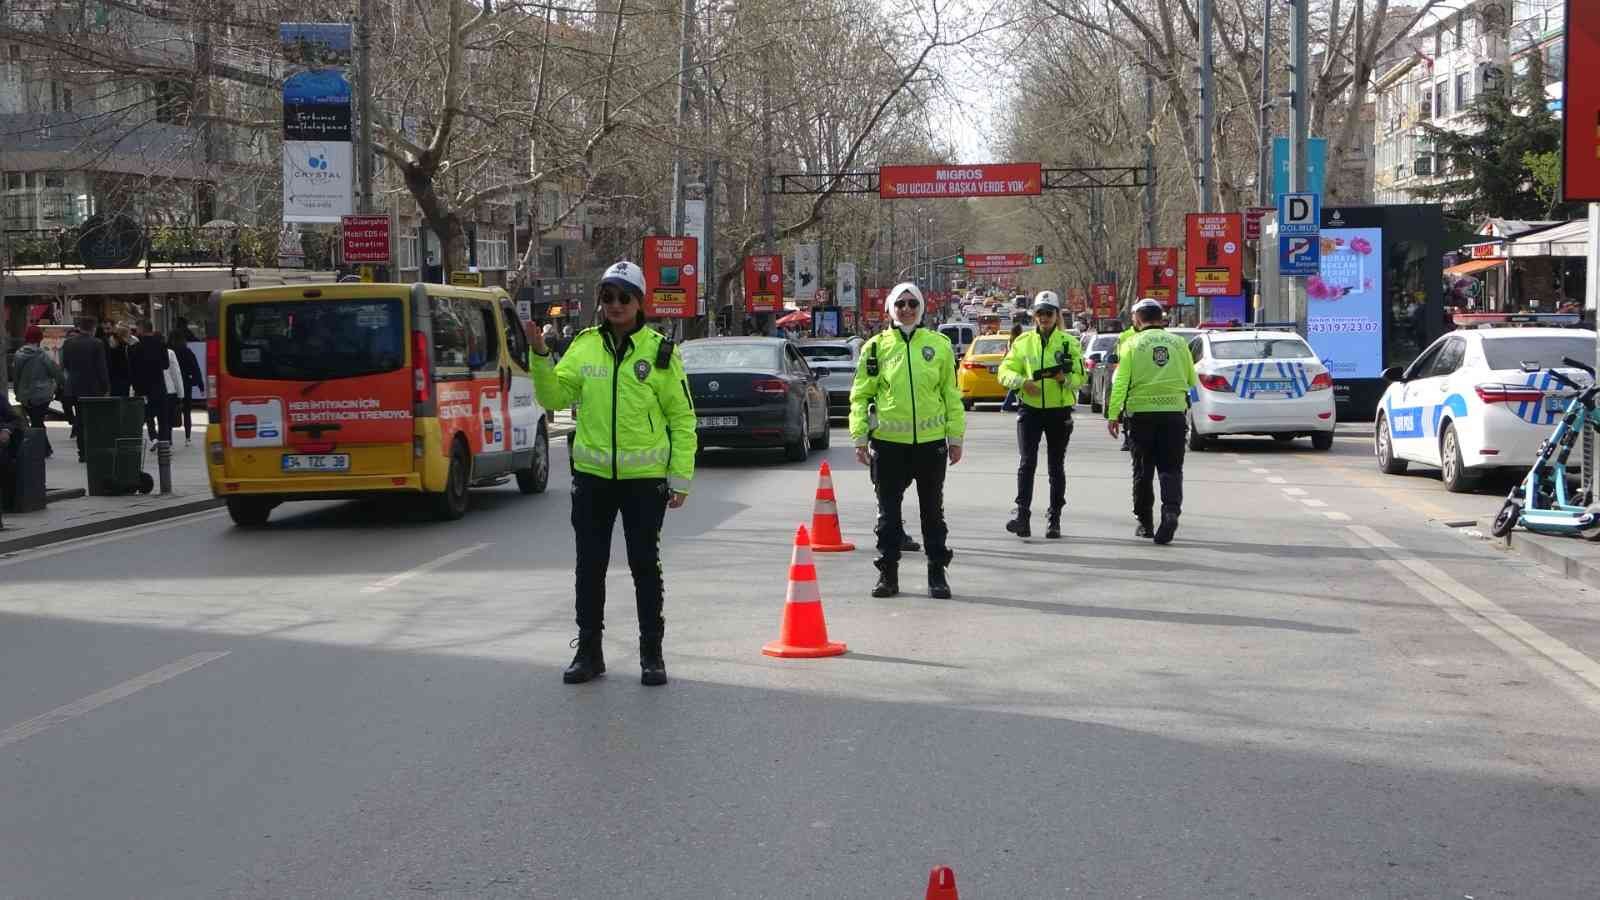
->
xmin=681 ymin=337 xmax=831 ymax=462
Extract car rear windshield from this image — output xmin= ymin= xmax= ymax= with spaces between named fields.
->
xmin=1089 ymin=335 xmax=1118 ymax=353
xmin=226 ymin=299 xmax=406 ymax=380
xmin=799 ymin=345 xmax=852 ymax=361
xmin=1211 ymin=338 xmax=1314 ymax=360
xmin=972 ymin=338 xmax=1010 ymax=356
xmin=1480 ymin=336 xmax=1597 ymax=372
xmin=680 ymin=343 xmax=782 ymax=371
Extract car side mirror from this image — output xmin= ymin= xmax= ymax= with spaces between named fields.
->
xmin=1382 ymin=366 xmax=1405 ymax=383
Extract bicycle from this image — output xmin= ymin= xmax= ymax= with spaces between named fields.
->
xmin=1491 ymin=356 xmax=1600 ymax=540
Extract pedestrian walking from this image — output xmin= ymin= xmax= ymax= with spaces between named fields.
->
xmin=528 ymin=260 xmax=697 ymax=687
xmin=1106 ymin=299 xmax=1198 ymax=545
xmin=168 ymin=320 xmax=203 ymax=445
xmin=163 ymin=343 xmax=184 ymax=446
xmin=62 ymin=317 xmax=110 ymax=461
xmin=128 ymin=320 xmax=171 ymax=447
xmin=12 ymin=325 xmax=64 ymax=457
xmin=848 ymin=282 xmax=965 ymax=600
xmin=997 ymin=291 xmax=1085 ymax=540
xmin=105 ymin=322 xmax=136 ymax=398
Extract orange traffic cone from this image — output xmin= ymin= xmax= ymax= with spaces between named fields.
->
xmin=809 ymin=461 xmax=855 ymax=552
xmin=926 ymin=865 xmax=959 ymax=899
xmin=762 ymin=525 xmax=847 ymax=658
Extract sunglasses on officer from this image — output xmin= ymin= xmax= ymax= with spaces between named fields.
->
xmin=893 ymin=298 xmax=920 ymax=310
xmin=598 ymin=287 xmax=637 ymax=306
xmin=1035 ymin=307 xmax=1057 ymax=317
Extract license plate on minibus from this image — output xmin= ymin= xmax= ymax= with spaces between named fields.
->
xmin=282 ymin=454 xmax=350 ymax=473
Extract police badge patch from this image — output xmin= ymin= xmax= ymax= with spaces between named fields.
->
xmin=1152 ymin=346 xmax=1170 ymax=367
xmin=922 ymin=346 xmax=935 ymax=362
xmin=634 ymin=359 xmax=651 ymax=381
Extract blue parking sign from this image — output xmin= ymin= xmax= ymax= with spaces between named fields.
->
xmin=1279 ymin=235 xmax=1320 ymax=276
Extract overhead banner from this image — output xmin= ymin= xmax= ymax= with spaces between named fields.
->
xmin=835 ymin=262 xmax=858 ymax=312
xmin=1185 ymin=212 xmax=1243 ymax=297
xmin=1136 ymin=247 xmax=1179 ymax=306
xmin=793 ymin=243 xmax=820 ymax=302
xmin=281 ymin=23 xmax=353 ymax=222
xmin=1090 ymin=283 xmax=1119 ymax=317
xmin=744 ymin=254 xmax=783 ymax=314
xmin=1563 ymin=0 xmax=1600 ymax=201
xmin=879 ymin=163 xmax=1042 ymax=200
xmin=643 ymin=236 xmax=698 ymax=318
xmin=965 ymin=253 xmax=1031 ymax=271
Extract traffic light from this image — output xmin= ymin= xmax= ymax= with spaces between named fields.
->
xmin=955 ymin=246 xmax=965 ymax=266
xmin=1032 ymin=244 xmax=1045 ymax=265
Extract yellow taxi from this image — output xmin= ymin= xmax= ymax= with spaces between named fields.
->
xmin=958 ymin=333 xmax=1013 ymax=410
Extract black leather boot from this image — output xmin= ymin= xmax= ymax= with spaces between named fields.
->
xmin=1153 ymin=511 xmax=1179 ymax=545
xmin=1045 ymin=510 xmax=1062 ymax=540
xmin=1134 ymin=519 xmax=1155 ymax=539
xmin=871 ymin=560 xmax=899 ymax=598
xmin=562 ymin=631 xmax=605 ymax=684
xmin=639 ymin=635 xmax=667 ymax=686
xmin=927 ymin=564 xmax=952 ymax=600
xmin=1005 ymin=508 xmax=1031 ymax=538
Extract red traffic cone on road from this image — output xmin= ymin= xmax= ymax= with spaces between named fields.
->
xmin=762 ymin=525 xmax=847 ymax=658
xmin=809 ymin=461 xmax=855 ymax=552
xmin=926 ymin=865 xmax=959 ymax=899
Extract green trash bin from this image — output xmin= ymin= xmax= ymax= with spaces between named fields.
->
xmin=78 ymin=397 xmax=153 ymax=496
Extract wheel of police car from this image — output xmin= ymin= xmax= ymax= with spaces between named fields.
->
xmin=1440 ymin=423 xmax=1478 ymax=493
xmin=1311 ymin=431 xmax=1334 ymax=451
xmin=1375 ymin=413 xmax=1408 ymax=475
xmin=1186 ymin=414 xmax=1209 ymax=451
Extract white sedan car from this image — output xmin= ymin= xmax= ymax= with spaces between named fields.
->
xmin=1186 ymin=329 xmax=1336 ymax=450
xmin=1374 ymin=321 xmax=1596 ymax=492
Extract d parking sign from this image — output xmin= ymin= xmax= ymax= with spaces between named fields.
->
xmin=1277 ymin=192 xmax=1320 ymax=236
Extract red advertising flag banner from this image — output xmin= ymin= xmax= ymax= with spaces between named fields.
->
xmin=879 ymin=163 xmax=1042 ymax=200
xmin=1185 ymin=213 xmax=1243 ymax=297
xmin=1244 ymin=207 xmax=1273 ymax=241
xmin=862 ymin=287 xmax=886 ymax=325
xmin=1065 ymin=288 xmax=1088 ymax=313
xmin=1563 ymin=0 xmax=1600 ymax=201
xmin=744 ymin=254 xmax=783 ymax=314
xmin=1136 ymin=247 xmax=1180 ymax=306
xmin=643 ymin=236 xmax=699 ymax=319
xmin=341 ymin=214 xmax=390 ymax=264
xmin=1090 ymin=283 xmax=1119 ymax=317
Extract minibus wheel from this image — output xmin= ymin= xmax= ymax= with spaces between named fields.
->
xmin=433 ymin=443 xmax=470 ymax=520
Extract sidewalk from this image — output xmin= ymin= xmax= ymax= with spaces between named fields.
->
xmin=1507 ymin=528 xmax=1600 ymax=591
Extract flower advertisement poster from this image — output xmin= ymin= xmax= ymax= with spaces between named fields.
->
xmin=1306 ymin=227 xmax=1382 ymax=379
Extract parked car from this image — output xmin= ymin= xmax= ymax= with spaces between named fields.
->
xmin=957 ymin=334 xmax=1013 ymax=410
xmin=1081 ymin=333 xmax=1119 ymax=407
xmin=797 ymin=338 xmax=861 ymax=420
xmin=680 ymin=337 xmax=830 ymax=462
xmin=1374 ymin=317 xmax=1596 ymax=492
xmin=1186 ymin=329 xmax=1335 ymax=450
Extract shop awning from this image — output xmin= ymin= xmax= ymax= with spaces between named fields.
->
xmin=1507 ymin=219 xmax=1592 ymax=258
xmin=1443 ymin=258 xmax=1504 ymax=277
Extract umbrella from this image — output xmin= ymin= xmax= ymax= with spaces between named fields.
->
xmin=775 ymin=309 xmax=812 ymax=328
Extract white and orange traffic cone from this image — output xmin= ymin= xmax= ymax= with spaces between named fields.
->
xmin=809 ymin=460 xmax=855 ymax=552
xmin=762 ymin=525 xmax=847 ymax=658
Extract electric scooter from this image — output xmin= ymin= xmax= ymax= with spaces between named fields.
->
xmin=1491 ymin=357 xmax=1600 ymax=540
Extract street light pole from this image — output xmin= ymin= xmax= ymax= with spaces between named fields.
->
xmin=1289 ymin=0 xmax=1310 ymax=336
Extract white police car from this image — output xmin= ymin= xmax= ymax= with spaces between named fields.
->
xmin=1186 ymin=328 xmax=1336 ymax=450
xmin=1375 ymin=314 xmax=1596 ymax=492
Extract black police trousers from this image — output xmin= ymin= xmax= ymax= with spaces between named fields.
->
xmin=1128 ymin=411 xmax=1187 ymax=523
xmin=871 ymin=438 xmax=951 ymax=565
xmin=1015 ymin=406 xmax=1072 ymax=514
xmin=571 ymin=473 xmax=668 ymax=636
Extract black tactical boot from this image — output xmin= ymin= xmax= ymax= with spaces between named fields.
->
xmin=639 ymin=635 xmax=667 ymax=686
xmin=1153 ymin=511 xmax=1179 ymax=545
xmin=1045 ymin=510 xmax=1062 ymax=540
xmin=1005 ymin=508 xmax=1031 ymax=538
xmin=1134 ymin=519 xmax=1155 ymax=539
xmin=871 ymin=560 xmax=899 ymax=598
xmin=927 ymin=564 xmax=952 ymax=600
xmin=562 ymin=631 xmax=605 ymax=684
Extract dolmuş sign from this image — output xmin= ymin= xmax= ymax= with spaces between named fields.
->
xmin=879 ymin=164 xmax=1042 ymax=200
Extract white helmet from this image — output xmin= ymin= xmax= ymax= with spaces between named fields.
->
xmin=1032 ymin=290 xmax=1061 ymax=312
xmin=1131 ymin=297 xmax=1165 ymax=320
xmin=885 ymin=282 xmax=925 ymax=323
xmin=599 ymin=260 xmax=647 ymax=299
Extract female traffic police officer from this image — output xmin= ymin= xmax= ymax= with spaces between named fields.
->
xmin=996 ymin=291 xmax=1085 ymax=539
xmin=849 ymin=282 xmax=965 ymax=600
xmin=528 ymin=261 xmax=697 ymax=686
xmin=1106 ymin=298 xmax=1198 ymax=545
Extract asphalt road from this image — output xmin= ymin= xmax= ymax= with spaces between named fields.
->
xmin=3 ymin=410 xmax=1599 ymax=898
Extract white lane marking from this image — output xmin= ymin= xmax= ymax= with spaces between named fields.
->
xmin=1266 ymin=476 xmax=1287 ymax=484
xmin=1300 ymin=498 xmax=1329 ymax=508
xmin=1323 ymin=511 xmax=1353 ymax=522
xmin=1282 ymin=487 xmax=1308 ymax=496
xmin=1250 ymin=467 xmax=1271 ymax=474
xmin=0 ymin=651 xmax=230 ymax=750
xmin=361 ymin=542 xmax=493 ymax=594
xmin=1345 ymin=524 xmax=1600 ymax=714
xmin=0 ymin=509 xmax=228 ymax=569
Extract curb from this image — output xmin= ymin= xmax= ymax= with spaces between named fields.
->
xmin=1508 ymin=531 xmax=1600 ymax=592
xmin=0 ymin=497 xmax=225 ymax=555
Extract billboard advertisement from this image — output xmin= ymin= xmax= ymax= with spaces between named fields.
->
xmin=793 ymin=243 xmax=820 ymax=301
xmin=684 ymin=200 xmax=707 ymax=296
xmin=1563 ymin=0 xmax=1600 ymax=201
xmin=283 ymin=141 xmax=353 ymax=223
xmin=341 ymin=214 xmax=390 ymax=264
xmin=879 ymin=163 xmax=1042 ymax=200
xmin=744 ymin=254 xmax=783 ymax=313
xmin=1136 ymin=247 xmax=1179 ymax=306
xmin=862 ymin=287 xmax=886 ymax=326
xmin=643 ymin=236 xmax=699 ymax=318
xmin=835 ymin=262 xmax=858 ymax=311
xmin=281 ymin=23 xmax=353 ymax=222
xmin=1306 ymin=227 xmax=1383 ymax=379
xmin=1185 ymin=213 xmax=1243 ymax=297
xmin=1090 ymin=283 xmax=1119 ymax=317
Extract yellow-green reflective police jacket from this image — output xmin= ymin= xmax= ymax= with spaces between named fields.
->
xmin=1106 ymin=327 xmax=1199 ymax=420
xmin=997 ymin=326 xmax=1085 ymax=409
xmin=848 ymin=327 xmax=966 ymax=447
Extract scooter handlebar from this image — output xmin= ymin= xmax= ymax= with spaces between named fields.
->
xmin=1562 ymin=356 xmax=1596 ymax=377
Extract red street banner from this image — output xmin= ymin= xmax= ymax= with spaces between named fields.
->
xmin=340 ymin=214 xmax=390 ymax=264
xmin=1244 ymin=207 xmax=1273 ymax=241
xmin=1065 ymin=288 xmax=1088 ymax=313
xmin=1090 ymin=283 xmax=1119 ymax=317
xmin=862 ymin=287 xmax=886 ymax=325
xmin=964 ymin=252 xmax=1031 ymax=270
xmin=1185 ymin=213 xmax=1243 ymax=297
xmin=879 ymin=163 xmax=1042 ymax=200
xmin=643 ymin=236 xmax=698 ymax=318
xmin=1564 ymin=0 xmax=1600 ymax=201
xmin=744 ymin=254 xmax=783 ymax=314
xmin=1136 ymin=247 xmax=1180 ymax=306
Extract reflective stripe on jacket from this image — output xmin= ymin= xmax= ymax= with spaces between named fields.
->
xmin=848 ymin=327 xmax=965 ymax=446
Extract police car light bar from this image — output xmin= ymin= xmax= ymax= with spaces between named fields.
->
xmin=1452 ymin=312 xmax=1582 ymax=329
